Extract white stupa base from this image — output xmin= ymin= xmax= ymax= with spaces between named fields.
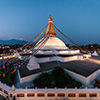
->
xmin=36 ymin=49 xmax=80 ymax=55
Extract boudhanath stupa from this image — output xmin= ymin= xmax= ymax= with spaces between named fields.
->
xmin=34 ymin=15 xmax=81 ymax=55
xmin=18 ymin=16 xmax=100 ymax=86
xmin=33 ymin=16 xmax=91 ymax=61
xmin=27 ymin=16 xmax=91 ymax=70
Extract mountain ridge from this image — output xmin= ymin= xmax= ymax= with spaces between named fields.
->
xmin=0 ymin=39 xmax=28 ymax=45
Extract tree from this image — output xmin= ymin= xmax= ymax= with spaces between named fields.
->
xmin=52 ymin=66 xmax=65 ymax=77
xmin=33 ymin=66 xmax=82 ymax=88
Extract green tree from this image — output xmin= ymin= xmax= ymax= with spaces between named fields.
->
xmin=34 ymin=72 xmax=53 ymax=87
xmin=34 ymin=66 xmax=82 ymax=88
xmin=52 ymin=66 xmax=65 ymax=77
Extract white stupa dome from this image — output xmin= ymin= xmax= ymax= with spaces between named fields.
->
xmin=35 ymin=37 xmax=68 ymax=50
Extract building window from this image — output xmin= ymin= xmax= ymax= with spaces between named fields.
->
xmin=79 ymin=94 xmax=86 ymax=97
xmin=27 ymin=94 xmax=34 ymax=97
xmin=17 ymin=94 xmax=24 ymax=97
xmin=48 ymin=93 xmax=55 ymax=97
xmin=68 ymin=93 xmax=76 ymax=97
xmin=90 ymin=94 xmax=97 ymax=97
xmin=37 ymin=93 xmax=45 ymax=97
xmin=58 ymin=93 xmax=65 ymax=97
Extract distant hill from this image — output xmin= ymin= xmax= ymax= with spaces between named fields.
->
xmin=0 ymin=39 xmax=28 ymax=45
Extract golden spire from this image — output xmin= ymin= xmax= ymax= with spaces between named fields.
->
xmin=45 ymin=15 xmax=56 ymax=37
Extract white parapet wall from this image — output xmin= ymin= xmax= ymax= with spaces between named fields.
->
xmin=20 ymin=70 xmax=52 ymax=85
xmin=0 ymin=81 xmax=11 ymax=92
xmin=37 ymin=49 xmax=80 ymax=55
xmin=65 ymin=68 xmax=100 ymax=86
xmin=65 ymin=69 xmax=87 ymax=85
xmin=38 ymin=57 xmax=50 ymax=63
xmin=64 ymin=56 xmax=78 ymax=62
xmin=0 ymin=81 xmax=11 ymax=98
xmin=49 ymin=56 xmax=64 ymax=62
xmin=86 ymin=68 xmax=100 ymax=85
xmin=59 ymin=49 xmax=80 ymax=55
xmin=1 ymin=80 xmax=100 ymax=100
xmin=8 ymin=87 xmax=100 ymax=100
xmin=38 ymin=54 xmax=91 ymax=63
xmin=38 ymin=55 xmax=84 ymax=63
xmin=20 ymin=72 xmax=41 ymax=84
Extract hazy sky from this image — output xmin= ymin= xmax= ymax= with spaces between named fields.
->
xmin=0 ymin=0 xmax=100 ymax=45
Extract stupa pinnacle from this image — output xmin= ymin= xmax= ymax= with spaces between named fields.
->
xmin=45 ymin=15 xmax=56 ymax=37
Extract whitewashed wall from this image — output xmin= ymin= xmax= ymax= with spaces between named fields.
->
xmin=20 ymin=72 xmax=41 ymax=84
xmin=0 ymin=81 xmax=100 ymax=100
xmin=0 ymin=81 xmax=11 ymax=98
xmin=65 ymin=68 xmax=100 ymax=86
xmin=38 ymin=56 xmax=83 ymax=63
xmin=86 ymin=69 xmax=100 ymax=84
xmin=8 ymin=87 xmax=100 ymax=100
xmin=64 ymin=69 xmax=87 ymax=85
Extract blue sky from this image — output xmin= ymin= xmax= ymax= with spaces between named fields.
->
xmin=0 ymin=0 xmax=100 ymax=45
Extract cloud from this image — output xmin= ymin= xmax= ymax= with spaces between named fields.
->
xmin=8 ymin=37 xmax=17 ymax=40
xmin=8 ymin=37 xmax=24 ymax=40
xmin=19 ymin=38 xmax=23 ymax=40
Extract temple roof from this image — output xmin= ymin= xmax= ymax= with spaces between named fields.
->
xmin=45 ymin=15 xmax=56 ymax=37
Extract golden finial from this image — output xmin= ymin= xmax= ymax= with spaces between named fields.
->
xmin=45 ymin=15 xmax=56 ymax=37
xmin=49 ymin=15 xmax=51 ymax=19
xmin=48 ymin=15 xmax=53 ymax=24
xmin=49 ymin=15 xmax=52 ymax=20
